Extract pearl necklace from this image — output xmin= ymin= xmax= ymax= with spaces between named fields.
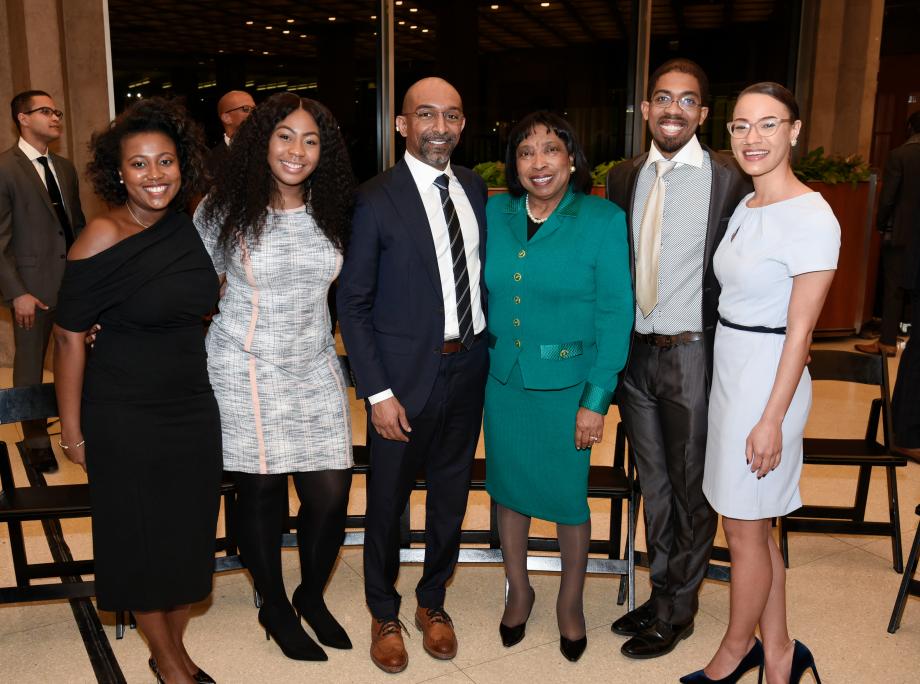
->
xmin=525 ymin=194 xmax=550 ymax=224
xmin=125 ymin=202 xmax=151 ymax=229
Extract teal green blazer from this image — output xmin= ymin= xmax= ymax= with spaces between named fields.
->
xmin=485 ymin=188 xmax=634 ymax=414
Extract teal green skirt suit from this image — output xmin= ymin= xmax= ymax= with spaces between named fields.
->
xmin=484 ymin=188 xmax=634 ymax=524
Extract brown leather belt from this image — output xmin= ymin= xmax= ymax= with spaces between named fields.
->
xmin=442 ymin=333 xmax=483 ymax=354
xmin=633 ymin=331 xmax=704 ymax=349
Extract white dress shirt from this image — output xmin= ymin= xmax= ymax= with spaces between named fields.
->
xmin=368 ymin=152 xmax=486 ymax=405
xmin=18 ymin=137 xmax=66 ymax=210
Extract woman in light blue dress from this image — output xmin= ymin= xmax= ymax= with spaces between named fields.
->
xmin=682 ymin=83 xmax=838 ymax=684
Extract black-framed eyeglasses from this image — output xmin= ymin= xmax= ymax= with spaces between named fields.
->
xmin=727 ymin=117 xmax=794 ymax=138
xmin=223 ymin=104 xmax=256 ymax=115
xmin=649 ymin=93 xmax=701 ymax=112
xmin=400 ymin=108 xmax=464 ymax=124
xmin=24 ymin=106 xmax=64 ymax=119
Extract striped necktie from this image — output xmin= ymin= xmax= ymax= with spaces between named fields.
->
xmin=433 ymin=174 xmax=474 ymax=348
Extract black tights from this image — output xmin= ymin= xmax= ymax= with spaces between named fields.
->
xmin=231 ymin=469 xmax=352 ymax=611
xmin=497 ymin=503 xmax=590 ymax=640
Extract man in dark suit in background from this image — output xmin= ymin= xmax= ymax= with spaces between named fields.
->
xmin=0 ymin=90 xmax=85 ymax=471
xmin=338 ymin=77 xmax=488 ymax=674
xmin=606 ymin=59 xmax=750 ymax=658
xmin=206 ymin=89 xmax=255 ymax=181
xmin=885 ymin=112 xmax=920 ymax=456
xmin=855 ymin=113 xmax=920 ymax=357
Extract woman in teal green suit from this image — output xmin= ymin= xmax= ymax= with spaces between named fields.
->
xmin=485 ymin=111 xmax=633 ymax=661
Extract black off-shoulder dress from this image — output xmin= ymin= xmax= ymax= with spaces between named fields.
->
xmin=56 ymin=211 xmax=223 ymax=611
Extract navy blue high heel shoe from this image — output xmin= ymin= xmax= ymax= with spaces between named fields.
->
xmin=679 ymin=638 xmax=764 ymax=683
xmin=789 ymin=641 xmax=821 ymax=683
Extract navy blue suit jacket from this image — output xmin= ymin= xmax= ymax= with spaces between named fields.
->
xmin=337 ymin=158 xmax=488 ymax=417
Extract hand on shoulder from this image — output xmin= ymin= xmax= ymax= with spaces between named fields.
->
xmin=67 ymin=215 xmax=123 ymax=261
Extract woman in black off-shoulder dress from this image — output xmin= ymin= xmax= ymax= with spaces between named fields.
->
xmin=53 ymin=98 xmax=221 ymax=684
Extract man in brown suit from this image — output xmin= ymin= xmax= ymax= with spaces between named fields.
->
xmin=0 ymin=90 xmax=85 ymax=471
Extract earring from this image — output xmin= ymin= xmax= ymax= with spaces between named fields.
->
xmin=791 ymin=139 xmax=798 ymax=147
xmin=570 ymin=165 xmax=576 ymax=173
xmin=119 ymin=177 xmax=124 ymax=184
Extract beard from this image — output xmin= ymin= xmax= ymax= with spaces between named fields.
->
xmin=418 ymin=132 xmax=458 ymax=165
xmin=651 ymin=116 xmax=695 ymax=154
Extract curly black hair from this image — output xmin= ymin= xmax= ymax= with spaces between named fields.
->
xmin=86 ymin=97 xmax=207 ymax=208
xmin=202 ymin=92 xmax=355 ymax=253
xmin=505 ymin=111 xmax=592 ymax=197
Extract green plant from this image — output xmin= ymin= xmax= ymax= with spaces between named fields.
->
xmin=792 ymin=147 xmax=870 ymax=185
xmin=591 ymin=159 xmax=625 ymax=186
xmin=472 ymin=161 xmax=506 ymax=188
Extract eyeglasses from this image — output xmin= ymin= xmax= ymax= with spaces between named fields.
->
xmin=223 ymin=104 xmax=256 ymax=115
xmin=24 ymin=107 xmax=64 ymax=119
xmin=401 ymin=108 xmax=464 ymax=124
xmin=727 ymin=117 xmax=794 ymax=138
xmin=649 ymin=93 xmax=701 ymax=112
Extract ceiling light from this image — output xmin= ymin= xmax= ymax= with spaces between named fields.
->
xmin=396 ymin=1 xmax=403 ymax=5
xmin=540 ymin=2 xmax=550 ymax=6
xmin=410 ymin=7 xmax=418 ymax=12
xmin=410 ymin=25 xmax=418 ymax=29
xmin=286 ymin=19 xmax=294 ymax=24
xmin=328 ymin=16 xmax=336 ymax=21
xmin=300 ymin=34 xmax=306 ymax=38
xmin=371 ymin=15 xmax=377 ymax=19
xmin=283 ymin=30 xmax=290 ymax=34
xmin=398 ymin=20 xmax=405 ymax=25
xmin=245 ymin=20 xmax=253 ymax=25
xmin=422 ymin=28 xmax=429 ymax=33
xmin=491 ymin=4 xmax=499 ymax=8
xmin=265 ymin=25 xmax=272 ymax=29
xmin=262 ymin=51 xmax=269 ymax=55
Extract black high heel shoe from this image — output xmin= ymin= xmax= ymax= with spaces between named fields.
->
xmin=559 ymin=634 xmax=587 ymax=662
xmin=789 ymin=641 xmax=821 ymax=684
xmin=499 ymin=586 xmax=535 ymax=647
xmin=148 ymin=657 xmax=216 ymax=683
xmin=291 ymin=585 xmax=352 ymax=650
xmin=679 ymin=637 xmax=764 ymax=683
xmin=258 ymin=604 xmax=328 ymax=661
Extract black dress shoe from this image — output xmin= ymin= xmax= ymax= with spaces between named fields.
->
xmin=26 ymin=446 xmax=58 ymax=473
xmin=560 ymin=634 xmax=587 ymax=662
xmin=499 ymin=586 xmax=535 ymax=647
xmin=620 ymin=619 xmax=694 ymax=659
xmin=611 ymin=599 xmax=657 ymax=637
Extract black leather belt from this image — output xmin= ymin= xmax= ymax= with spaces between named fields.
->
xmin=719 ymin=317 xmax=786 ymax=335
xmin=633 ymin=331 xmax=704 ymax=348
xmin=442 ymin=332 xmax=483 ymax=354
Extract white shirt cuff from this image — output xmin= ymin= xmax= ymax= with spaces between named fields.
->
xmin=368 ymin=389 xmax=394 ymax=405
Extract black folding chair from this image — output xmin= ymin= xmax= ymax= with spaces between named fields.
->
xmin=780 ymin=350 xmax=907 ymax=571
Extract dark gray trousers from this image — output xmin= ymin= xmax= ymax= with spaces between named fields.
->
xmin=12 ymin=306 xmax=55 ymax=448
xmin=617 ymin=337 xmax=717 ymax=626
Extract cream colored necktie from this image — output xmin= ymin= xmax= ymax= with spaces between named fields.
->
xmin=636 ymin=160 xmax=676 ymax=318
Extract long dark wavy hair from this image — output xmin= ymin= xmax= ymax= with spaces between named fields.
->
xmin=86 ymin=97 xmax=207 ymax=208
xmin=202 ymin=92 xmax=355 ymax=252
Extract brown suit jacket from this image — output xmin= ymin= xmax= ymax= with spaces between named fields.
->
xmin=605 ymin=144 xmax=751 ymax=377
xmin=0 ymin=144 xmax=85 ymax=307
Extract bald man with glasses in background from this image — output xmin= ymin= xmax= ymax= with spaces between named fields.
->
xmin=0 ymin=90 xmax=85 ymax=472
xmin=207 ymin=90 xmax=256 ymax=182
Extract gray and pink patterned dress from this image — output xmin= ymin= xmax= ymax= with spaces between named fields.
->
xmin=194 ymin=203 xmax=353 ymax=474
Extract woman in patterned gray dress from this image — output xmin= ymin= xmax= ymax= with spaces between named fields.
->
xmin=196 ymin=93 xmax=356 ymax=661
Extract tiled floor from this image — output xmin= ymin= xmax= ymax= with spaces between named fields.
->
xmin=1 ymin=338 xmax=918 ymax=683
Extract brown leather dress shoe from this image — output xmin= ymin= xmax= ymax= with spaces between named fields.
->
xmin=854 ymin=340 xmax=897 ymax=357
xmin=370 ymin=617 xmax=408 ymax=673
xmin=414 ymin=606 xmax=458 ymax=660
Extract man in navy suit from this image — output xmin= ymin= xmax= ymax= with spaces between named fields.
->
xmin=338 ymin=77 xmax=488 ymax=674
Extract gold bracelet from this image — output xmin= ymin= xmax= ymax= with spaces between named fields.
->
xmin=58 ymin=439 xmax=85 ymax=450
